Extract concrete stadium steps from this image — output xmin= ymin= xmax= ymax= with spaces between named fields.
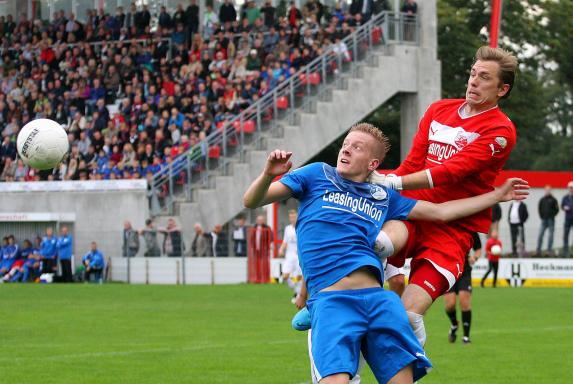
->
xmin=171 ymin=44 xmax=440 ymax=232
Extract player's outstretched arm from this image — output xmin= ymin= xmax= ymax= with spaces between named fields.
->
xmin=243 ymin=149 xmax=294 ymax=209
xmin=408 ymin=178 xmax=529 ymax=222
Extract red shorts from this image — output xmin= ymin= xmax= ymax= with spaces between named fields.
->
xmin=387 ymin=221 xmax=474 ymax=300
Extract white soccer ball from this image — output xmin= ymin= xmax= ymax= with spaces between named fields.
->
xmin=490 ymin=244 xmax=502 ymax=256
xmin=39 ymin=273 xmax=54 ymax=284
xmin=17 ymin=119 xmax=69 ymax=170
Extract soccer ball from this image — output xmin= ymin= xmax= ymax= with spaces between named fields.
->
xmin=39 ymin=273 xmax=54 ymax=284
xmin=491 ymin=244 xmax=502 ymax=256
xmin=17 ymin=119 xmax=69 ymax=170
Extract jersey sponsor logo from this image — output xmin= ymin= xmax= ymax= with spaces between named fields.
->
xmin=322 ymin=190 xmax=384 ymax=222
xmin=423 ymin=280 xmax=436 ymax=292
xmin=428 ymin=142 xmax=458 ymax=162
xmin=369 ymin=185 xmax=387 ymax=200
xmin=427 ymin=121 xmax=481 ymax=163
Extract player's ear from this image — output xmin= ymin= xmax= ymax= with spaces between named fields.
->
xmin=368 ymin=158 xmax=380 ymax=172
xmin=497 ymin=83 xmax=510 ymax=98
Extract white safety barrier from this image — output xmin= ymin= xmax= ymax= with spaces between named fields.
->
xmin=109 ymin=257 xmax=247 ymax=285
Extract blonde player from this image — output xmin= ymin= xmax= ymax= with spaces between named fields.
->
xmin=279 ymin=209 xmax=302 ymax=302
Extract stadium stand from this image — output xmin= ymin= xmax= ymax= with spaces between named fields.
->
xmin=0 ymin=1 xmax=381 ymax=184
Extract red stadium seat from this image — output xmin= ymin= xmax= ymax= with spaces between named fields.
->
xmin=243 ymin=120 xmax=256 ymax=134
xmin=309 ymin=72 xmax=321 ymax=85
xmin=216 ymin=121 xmax=226 ymax=131
xmin=208 ymin=145 xmax=221 ymax=159
xmin=299 ymin=73 xmax=308 ymax=85
xmin=372 ymin=27 xmax=382 ymax=44
xmin=276 ymin=96 xmax=288 ymax=109
xmin=231 ymin=120 xmax=256 ymax=134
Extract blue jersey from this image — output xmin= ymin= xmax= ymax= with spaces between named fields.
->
xmin=3 ymin=244 xmax=19 ymax=260
xmin=57 ymin=235 xmax=73 ymax=260
xmin=19 ymin=247 xmax=33 ymax=259
xmin=280 ymin=163 xmax=416 ymax=295
xmin=41 ymin=236 xmax=58 ymax=259
xmin=82 ymin=250 xmax=105 ymax=269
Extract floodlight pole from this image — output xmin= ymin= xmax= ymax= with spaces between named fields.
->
xmin=489 ymin=0 xmax=503 ymax=48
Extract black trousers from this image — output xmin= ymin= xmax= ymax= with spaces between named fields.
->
xmin=481 ymin=261 xmax=499 ymax=287
xmin=42 ymin=259 xmax=57 ymax=274
xmin=85 ymin=267 xmax=103 ymax=283
xmin=510 ymin=223 xmax=525 ymax=255
xmin=60 ymin=259 xmax=73 ymax=282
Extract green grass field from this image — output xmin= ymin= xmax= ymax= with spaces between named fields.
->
xmin=0 ymin=284 xmax=572 ymax=384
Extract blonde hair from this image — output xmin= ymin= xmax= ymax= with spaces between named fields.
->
xmin=475 ymin=46 xmax=518 ymax=99
xmin=349 ymin=123 xmax=390 ymax=161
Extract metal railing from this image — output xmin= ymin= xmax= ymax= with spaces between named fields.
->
xmin=149 ymin=11 xmax=419 ymax=216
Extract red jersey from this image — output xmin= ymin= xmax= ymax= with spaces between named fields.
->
xmin=485 ymin=238 xmax=503 ymax=262
xmin=395 ymin=99 xmax=516 ymax=233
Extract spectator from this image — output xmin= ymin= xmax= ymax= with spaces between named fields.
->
xmin=562 ymin=181 xmax=573 ymax=257
xmin=203 ymin=5 xmax=218 ymax=39
xmin=57 ymin=226 xmax=73 ymax=282
xmin=536 ymin=185 xmax=559 ymax=257
xmin=82 ymin=241 xmax=105 ymax=283
xmin=219 ymin=0 xmax=237 ymax=26
xmin=252 ymin=214 xmax=273 ymax=255
xmin=401 ymin=0 xmax=417 ymax=40
xmin=158 ymin=6 xmax=173 ymax=31
xmin=40 ymin=228 xmax=58 ymax=274
xmin=261 ymin=0 xmax=276 ymax=28
xmin=191 ymin=223 xmax=210 ymax=257
xmin=209 ymin=224 xmax=229 ymax=257
xmin=161 ymin=218 xmax=185 ymax=257
xmin=122 ymin=220 xmax=140 ymax=257
xmin=508 ymin=201 xmax=528 ymax=257
xmin=232 ymin=214 xmax=248 ymax=257
xmin=245 ymin=1 xmax=261 ymax=26
xmin=141 ymin=219 xmax=161 ymax=257
xmin=287 ymin=1 xmax=303 ymax=27
xmin=186 ymin=0 xmax=200 ymax=37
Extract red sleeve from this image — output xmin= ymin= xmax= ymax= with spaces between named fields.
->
xmin=429 ymin=123 xmax=516 ymax=186
xmin=394 ymin=104 xmax=435 ymax=176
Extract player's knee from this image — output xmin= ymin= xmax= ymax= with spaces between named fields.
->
xmin=381 ymin=221 xmax=409 ymax=254
xmin=407 ymin=311 xmax=427 ymax=347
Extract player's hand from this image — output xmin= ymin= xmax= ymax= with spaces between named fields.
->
xmin=278 ymin=249 xmax=285 ymax=258
xmin=263 ymin=149 xmax=293 ymax=178
xmin=367 ymin=172 xmax=403 ymax=190
xmin=497 ymin=178 xmax=529 ymax=202
xmin=294 ymin=293 xmax=307 ymax=309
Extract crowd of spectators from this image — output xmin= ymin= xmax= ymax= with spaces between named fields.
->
xmin=124 ymin=213 xmax=275 ymax=258
xmin=0 ymin=0 xmax=397 ymax=183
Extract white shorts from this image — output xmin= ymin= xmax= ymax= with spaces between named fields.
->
xmin=283 ymin=254 xmax=302 ymax=276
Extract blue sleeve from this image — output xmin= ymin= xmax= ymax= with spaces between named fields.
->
xmin=386 ymin=189 xmax=417 ymax=221
xmin=279 ymin=162 xmax=321 ymax=200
